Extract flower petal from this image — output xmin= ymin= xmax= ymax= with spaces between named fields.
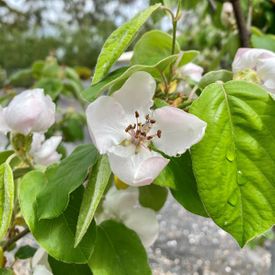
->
xmin=108 ymin=146 xmax=169 ymax=186
xmin=31 ymin=135 xmax=62 ymax=166
xmin=86 ymin=96 xmax=128 ymax=154
xmin=122 ymin=207 xmax=159 ymax=247
xmin=0 ymin=106 xmax=10 ymax=134
xmin=232 ymin=48 xmax=275 ymax=73
xmin=112 ymin=71 xmax=156 ymax=118
xmin=3 ymin=89 xmax=55 ymax=135
xmin=153 ymin=106 xmax=207 ymax=156
xmin=178 ymin=63 xmax=204 ymax=82
xmin=104 ymin=186 xmax=139 ymax=215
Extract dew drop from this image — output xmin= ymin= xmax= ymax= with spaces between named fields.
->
xmin=226 ymin=148 xmax=235 ymax=162
xmin=227 ymin=191 xmax=238 ymax=207
xmin=237 ymin=170 xmax=246 ymax=186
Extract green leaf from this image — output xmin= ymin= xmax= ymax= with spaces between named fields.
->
xmin=190 ymin=80 xmax=275 ymax=247
xmin=0 ymin=162 xmax=14 ymax=240
xmin=139 ymin=184 xmax=168 ymax=211
xmin=75 ymin=155 xmax=111 ymax=247
xmin=8 ymin=68 xmax=33 ymax=87
xmin=0 ymin=151 xmax=14 ymax=165
xmin=155 ymin=152 xmax=208 ymax=217
xmin=15 ymin=245 xmax=36 ymax=259
xmin=92 ymin=4 xmax=161 ymax=84
xmin=199 ymin=70 xmax=233 ymax=90
xmin=0 ymin=268 xmax=13 ymax=275
xmin=34 ymin=78 xmax=63 ymax=100
xmin=131 ymin=30 xmax=180 ymax=65
xmin=48 ymin=255 xmax=92 ymax=275
xmin=88 ymin=220 xmax=151 ymax=275
xmin=251 ymin=33 xmax=275 ymax=52
xmin=36 ymin=144 xmax=98 ymax=220
xmin=82 ymin=51 xmax=198 ymax=102
xmin=19 ymin=171 xmax=96 ymax=263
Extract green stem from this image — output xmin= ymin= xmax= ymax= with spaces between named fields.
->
xmin=171 ymin=20 xmax=177 ymax=55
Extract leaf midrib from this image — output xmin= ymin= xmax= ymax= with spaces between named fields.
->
xmin=220 ymin=84 xmax=245 ymax=246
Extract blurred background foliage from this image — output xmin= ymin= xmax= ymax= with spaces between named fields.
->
xmin=0 ymin=0 xmax=274 ymax=77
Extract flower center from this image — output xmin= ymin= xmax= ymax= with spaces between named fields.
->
xmin=125 ymin=111 xmax=161 ymax=147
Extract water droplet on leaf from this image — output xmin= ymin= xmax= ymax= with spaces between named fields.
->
xmin=226 ymin=147 xmax=235 ymax=162
xmin=237 ymin=170 xmax=246 ymax=186
xmin=227 ymin=191 xmax=238 ymax=207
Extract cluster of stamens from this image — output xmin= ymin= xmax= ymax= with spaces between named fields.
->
xmin=125 ymin=111 xmax=161 ymax=147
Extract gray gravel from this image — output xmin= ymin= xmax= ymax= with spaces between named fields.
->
xmin=149 ymin=195 xmax=270 ymax=275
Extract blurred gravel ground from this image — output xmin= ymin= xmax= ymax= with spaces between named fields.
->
xmin=149 ymin=195 xmax=270 ymax=275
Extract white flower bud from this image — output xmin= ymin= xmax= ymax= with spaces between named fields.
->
xmin=2 ymin=89 xmax=55 ymax=135
xmin=221 ymin=2 xmax=235 ymax=27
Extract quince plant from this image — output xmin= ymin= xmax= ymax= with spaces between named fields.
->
xmin=0 ymin=1 xmax=275 ymax=274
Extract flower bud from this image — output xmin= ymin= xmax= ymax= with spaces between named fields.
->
xmin=2 ymin=89 xmax=55 ymax=135
xmin=221 ymin=2 xmax=235 ymax=27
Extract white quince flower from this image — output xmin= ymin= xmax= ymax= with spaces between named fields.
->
xmin=30 ymin=133 xmax=62 ymax=166
xmin=32 ymin=248 xmax=53 ymax=275
xmin=0 ymin=89 xmax=55 ymax=135
xmin=86 ymin=71 xmax=206 ymax=186
xmin=232 ymin=48 xmax=275 ymax=95
xmin=97 ymin=186 xmax=159 ymax=247
xmin=178 ymin=63 xmax=204 ymax=83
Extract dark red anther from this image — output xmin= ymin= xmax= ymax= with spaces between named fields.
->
xmin=150 ymin=119 xmax=156 ymax=124
xmin=157 ymin=130 xmax=162 ymax=138
xmin=135 ymin=111 xmax=139 ymax=118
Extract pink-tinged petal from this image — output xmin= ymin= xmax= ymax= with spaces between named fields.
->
xmin=153 ymin=106 xmax=207 ymax=156
xmin=3 ymin=89 xmax=55 ymax=135
xmin=112 ymin=71 xmax=156 ymax=118
xmin=257 ymin=57 xmax=275 ymax=80
xmin=86 ymin=96 xmax=128 ymax=154
xmin=122 ymin=207 xmax=159 ymax=247
xmin=108 ymin=146 xmax=169 ymax=186
xmin=232 ymin=48 xmax=275 ymax=73
xmin=257 ymin=57 xmax=275 ymax=95
xmin=179 ymin=63 xmax=204 ymax=82
xmin=0 ymin=106 xmax=10 ymax=134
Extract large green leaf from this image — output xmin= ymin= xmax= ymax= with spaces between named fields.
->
xmin=92 ymin=4 xmax=161 ymax=84
xmin=82 ymin=51 xmax=198 ymax=102
xmin=131 ymin=30 xmax=180 ymax=65
xmin=88 ymin=220 xmax=151 ymax=275
xmin=48 ymin=255 xmax=92 ymax=275
xmin=0 ymin=162 xmax=14 ymax=240
xmin=75 ymin=155 xmax=111 ymax=247
xmin=190 ymin=80 xmax=275 ymax=247
xmin=36 ymin=144 xmax=98 ymax=219
xmin=19 ymin=171 xmax=96 ymax=263
xmin=155 ymin=152 xmax=208 ymax=217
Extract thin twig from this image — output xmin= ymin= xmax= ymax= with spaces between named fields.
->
xmin=3 ymin=228 xmax=30 ymax=251
xmin=231 ymin=0 xmax=250 ymax=47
